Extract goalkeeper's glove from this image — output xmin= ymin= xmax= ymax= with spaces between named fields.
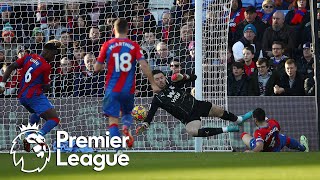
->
xmin=171 ymin=73 xmax=190 ymax=82
xmin=136 ymin=122 xmax=149 ymax=135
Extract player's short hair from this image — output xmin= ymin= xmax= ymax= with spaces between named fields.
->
xmin=114 ymin=18 xmax=128 ymax=34
xmin=152 ymin=69 xmax=165 ymax=76
xmin=285 ymin=59 xmax=296 ymax=67
xmin=44 ymin=40 xmax=66 ymax=55
xmin=253 ymin=108 xmax=265 ymax=122
xmin=256 ymin=57 xmax=269 ymax=67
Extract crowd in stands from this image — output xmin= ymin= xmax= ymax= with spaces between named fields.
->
xmin=0 ymin=0 xmax=318 ymax=98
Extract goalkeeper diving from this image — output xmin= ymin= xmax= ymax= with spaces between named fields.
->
xmin=136 ymin=70 xmax=253 ymax=137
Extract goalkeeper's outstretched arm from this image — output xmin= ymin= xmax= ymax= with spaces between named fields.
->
xmin=136 ymin=97 xmax=160 ymax=134
xmin=171 ymin=73 xmax=197 ymax=88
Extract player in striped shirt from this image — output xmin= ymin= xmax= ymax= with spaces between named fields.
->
xmin=241 ymin=108 xmax=309 ymax=152
xmin=0 ymin=40 xmax=65 ymax=151
xmin=95 ymin=18 xmax=160 ymax=150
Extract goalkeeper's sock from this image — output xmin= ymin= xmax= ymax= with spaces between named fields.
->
xmin=39 ymin=118 xmax=60 ymax=136
xmin=220 ymin=111 xmax=238 ymax=122
xmin=286 ymin=137 xmax=306 ymax=152
xmin=122 ymin=114 xmax=133 ymax=129
xmin=196 ymin=128 xmax=223 ymax=137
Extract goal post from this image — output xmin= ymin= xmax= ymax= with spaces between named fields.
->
xmin=0 ymin=0 xmax=233 ymax=152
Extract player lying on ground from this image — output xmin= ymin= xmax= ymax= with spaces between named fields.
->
xmin=94 ymin=18 xmax=160 ymax=150
xmin=0 ymin=40 xmax=65 ymax=152
xmin=241 ymin=108 xmax=309 ymax=152
xmin=136 ymin=70 xmax=253 ymax=137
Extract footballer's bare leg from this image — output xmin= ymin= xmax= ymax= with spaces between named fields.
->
xmin=241 ymin=133 xmax=254 ymax=148
xmin=186 ymin=120 xmax=239 ymax=137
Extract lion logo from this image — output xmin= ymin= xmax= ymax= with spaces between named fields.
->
xmin=10 ymin=123 xmax=51 ymax=173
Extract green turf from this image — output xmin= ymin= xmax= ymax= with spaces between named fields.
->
xmin=0 ymin=152 xmax=320 ymax=180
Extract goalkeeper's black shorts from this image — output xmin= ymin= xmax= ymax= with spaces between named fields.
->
xmin=184 ymin=100 xmax=212 ymax=124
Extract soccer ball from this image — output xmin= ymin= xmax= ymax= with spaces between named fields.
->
xmin=132 ymin=105 xmax=147 ymax=121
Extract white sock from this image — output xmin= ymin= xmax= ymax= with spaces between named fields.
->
xmin=222 ymin=127 xmax=228 ymax=133
xmin=236 ymin=116 xmax=243 ymax=124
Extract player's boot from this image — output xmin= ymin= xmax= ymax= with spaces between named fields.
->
xmin=23 ymin=139 xmax=31 ymax=152
xmin=300 ymin=135 xmax=309 ymax=152
xmin=226 ymin=125 xmax=240 ymax=132
xmin=123 ymin=127 xmax=134 ymax=148
xmin=237 ymin=110 xmax=253 ymax=126
xmin=116 ymin=149 xmax=123 ymax=156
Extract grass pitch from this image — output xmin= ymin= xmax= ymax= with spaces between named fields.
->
xmin=0 ymin=152 xmax=319 ymax=180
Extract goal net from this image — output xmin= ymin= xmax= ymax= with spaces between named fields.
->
xmin=0 ymin=0 xmax=233 ymax=152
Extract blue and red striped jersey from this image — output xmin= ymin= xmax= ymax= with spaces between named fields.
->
xmin=254 ymin=119 xmax=281 ymax=152
xmin=16 ymin=54 xmax=51 ymax=98
xmin=97 ymin=38 xmax=144 ymax=94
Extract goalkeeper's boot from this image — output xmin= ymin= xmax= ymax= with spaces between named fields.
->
xmin=300 ymin=135 xmax=309 ymax=152
xmin=226 ymin=125 xmax=240 ymax=132
xmin=123 ymin=127 xmax=134 ymax=148
xmin=237 ymin=110 xmax=253 ymax=126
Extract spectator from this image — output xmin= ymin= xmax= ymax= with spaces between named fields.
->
xmin=71 ymin=41 xmax=85 ymax=71
xmin=234 ymin=6 xmax=269 ymax=43
xmin=269 ymin=41 xmax=289 ymax=77
xmin=99 ymin=13 xmax=116 ymax=41
xmin=129 ymin=15 xmax=145 ymax=44
xmin=36 ymin=3 xmax=48 ymax=24
xmin=227 ymin=62 xmax=249 ymax=96
xmin=156 ymin=11 xmax=179 ymax=45
xmin=73 ymin=53 xmax=105 ymax=97
xmin=171 ymin=0 xmax=195 ymax=25
xmin=274 ymin=0 xmax=291 ymax=10
xmin=27 ymin=27 xmax=45 ymax=54
xmin=80 ymin=26 xmax=103 ymax=57
xmin=51 ymin=57 xmax=75 ymax=97
xmin=140 ymin=32 xmax=159 ymax=60
xmin=296 ymin=42 xmax=314 ymax=79
xmin=131 ymin=0 xmax=157 ymax=30
xmin=228 ymin=0 xmax=245 ymax=45
xmin=73 ymin=14 xmax=90 ymax=41
xmin=232 ymin=24 xmax=263 ymax=61
xmin=63 ymin=2 xmax=81 ymax=29
xmin=285 ymin=0 xmax=310 ymax=46
xmin=304 ymin=64 xmax=315 ymax=96
xmin=88 ymin=2 xmax=107 ymax=26
xmin=243 ymin=46 xmax=256 ymax=77
xmin=262 ymin=11 xmax=296 ymax=57
xmin=257 ymin=0 xmax=276 ymax=25
xmin=42 ymin=15 xmax=68 ymax=42
xmin=217 ymin=46 xmax=235 ymax=76
xmin=0 ymin=4 xmax=24 ymax=43
xmin=1 ymin=24 xmax=18 ymax=63
xmin=183 ymin=41 xmax=195 ymax=74
xmin=173 ymin=25 xmax=193 ymax=61
xmin=149 ymin=42 xmax=174 ymax=75
xmin=274 ymin=59 xmax=305 ymax=96
xmin=248 ymin=58 xmax=279 ymax=96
